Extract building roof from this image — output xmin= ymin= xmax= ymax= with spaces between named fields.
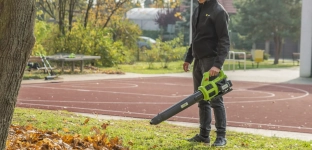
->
xmin=218 ymin=0 xmax=236 ymax=14
xmin=126 ymin=8 xmax=169 ymax=20
xmin=126 ymin=0 xmax=237 ymax=21
xmin=179 ymin=0 xmax=236 ymax=14
xmin=126 ymin=8 xmax=167 ymax=31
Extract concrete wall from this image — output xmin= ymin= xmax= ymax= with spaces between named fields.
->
xmin=299 ymin=0 xmax=312 ymax=77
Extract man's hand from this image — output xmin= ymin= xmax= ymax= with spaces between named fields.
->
xmin=183 ymin=62 xmax=191 ymax=72
xmin=209 ymin=66 xmax=220 ymax=76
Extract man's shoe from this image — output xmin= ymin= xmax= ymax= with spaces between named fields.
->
xmin=212 ymin=137 xmax=227 ymax=147
xmin=187 ymin=134 xmax=210 ymax=143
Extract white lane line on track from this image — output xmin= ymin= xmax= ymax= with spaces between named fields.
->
xmin=75 ymin=79 xmax=193 ymax=87
xmin=60 ymin=83 xmax=139 ymax=89
xmin=227 ymin=89 xmax=275 ymax=98
xmin=225 ymin=84 xmax=310 ymax=103
xmin=182 ymin=90 xmax=276 ymax=99
xmin=21 ymin=85 xmax=183 ymax=98
xmin=21 ymin=82 xmax=310 ymax=103
xmin=16 ymin=91 xmax=307 ymax=104
xmin=77 ymin=89 xmax=91 ymax=92
xmin=19 ymin=84 xmax=309 ymax=104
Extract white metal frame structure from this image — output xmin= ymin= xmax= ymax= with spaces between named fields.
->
xmin=226 ymin=51 xmax=246 ymax=71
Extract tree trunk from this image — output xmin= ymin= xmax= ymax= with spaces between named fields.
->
xmin=95 ymin=0 xmax=101 ymax=23
xmin=0 ymin=0 xmax=36 ymax=149
xmin=84 ymin=0 xmax=94 ymax=28
xmin=58 ymin=0 xmax=67 ymax=35
xmin=273 ymin=35 xmax=282 ymax=64
xmin=68 ymin=0 xmax=77 ymax=31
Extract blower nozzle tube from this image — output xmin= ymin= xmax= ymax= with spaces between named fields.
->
xmin=150 ymin=91 xmax=203 ymax=125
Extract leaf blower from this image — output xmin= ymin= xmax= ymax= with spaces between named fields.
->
xmin=150 ymin=70 xmax=233 ymax=125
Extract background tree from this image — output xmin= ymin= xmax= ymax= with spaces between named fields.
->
xmin=151 ymin=0 xmax=165 ymax=8
xmin=68 ymin=0 xmax=79 ymax=31
xmin=97 ymin=0 xmax=131 ymax=29
xmin=175 ymin=0 xmax=197 ymax=46
xmin=39 ymin=0 xmax=141 ymax=67
xmin=232 ymin=0 xmax=301 ymax=64
xmin=0 ymin=0 xmax=36 ymax=149
xmin=32 ymin=21 xmax=53 ymax=56
xmin=36 ymin=0 xmax=131 ymax=33
xmin=36 ymin=0 xmax=56 ymax=20
xmin=154 ymin=9 xmax=181 ymax=30
xmin=84 ymin=0 xmax=94 ymax=28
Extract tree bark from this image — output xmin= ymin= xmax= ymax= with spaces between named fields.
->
xmin=95 ymin=0 xmax=101 ymax=23
xmin=273 ymin=35 xmax=282 ymax=64
xmin=0 ymin=0 xmax=36 ymax=149
xmin=68 ymin=0 xmax=77 ymax=31
xmin=84 ymin=0 xmax=94 ymax=28
xmin=58 ymin=0 xmax=67 ymax=35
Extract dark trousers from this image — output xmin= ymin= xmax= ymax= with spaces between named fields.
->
xmin=192 ymin=58 xmax=227 ymax=137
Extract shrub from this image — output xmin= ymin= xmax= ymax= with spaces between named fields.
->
xmin=142 ymin=34 xmax=186 ymax=69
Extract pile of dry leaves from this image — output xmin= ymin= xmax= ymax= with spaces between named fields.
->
xmin=6 ymin=123 xmax=128 ymax=150
xmin=102 ymin=70 xmax=125 ymax=75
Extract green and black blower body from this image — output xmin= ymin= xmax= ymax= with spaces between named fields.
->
xmin=150 ymin=70 xmax=233 ymax=125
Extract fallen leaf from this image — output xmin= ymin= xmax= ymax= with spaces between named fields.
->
xmin=63 ymin=128 xmax=70 ymax=133
xmin=128 ymin=141 xmax=134 ymax=146
xmin=101 ymin=123 xmax=109 ymax=130
xmin=83 ymin=118 xmax=90 ymax=125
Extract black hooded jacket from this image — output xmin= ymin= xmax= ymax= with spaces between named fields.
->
xmin=185 ymin=0 xmax=230 ymax=69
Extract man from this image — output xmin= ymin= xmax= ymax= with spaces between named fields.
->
xmin=183 ymin=0 xmax=230 ymax=147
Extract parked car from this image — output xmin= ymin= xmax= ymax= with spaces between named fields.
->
xmin=137 ymin=36 xmax=156 ymax=50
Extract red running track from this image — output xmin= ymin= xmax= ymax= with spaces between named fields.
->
xmin=17 ymin=76 xmax=312 ymax=134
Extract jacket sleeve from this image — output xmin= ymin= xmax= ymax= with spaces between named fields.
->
xmin=184 ymin=44 xmax=194 ymax=64
xmin=213 ymin=10 xmax=230 ymax=69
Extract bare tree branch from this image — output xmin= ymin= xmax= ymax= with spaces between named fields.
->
xmin=102 ymin=0 xmax=129 ymax=29
xmin=37 ymin=0 xmax=55 ymax=19
xmin=45 ymin=0 xmax=56 ymax=19
xmin=84 ymin=0 xmax=94 ymax=28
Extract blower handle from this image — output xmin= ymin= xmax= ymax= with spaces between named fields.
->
xmin=198 ymin=70 xmax=227 ymax=101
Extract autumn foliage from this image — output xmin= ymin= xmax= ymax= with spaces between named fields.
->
xmin=6 ymin=122 xmax=128 ymax=150
xmin=154 ymin=9 xmax=182 ymax=29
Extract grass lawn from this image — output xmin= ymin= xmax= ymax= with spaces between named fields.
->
xmin=10 ymin=107 xmax=312 ymax=150
xmin=23 ymin=59 xmax=297 ymax=79
xmin=102 ymin=59 xmax=297 ymax=74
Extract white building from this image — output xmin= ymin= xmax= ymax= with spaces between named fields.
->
xmin=126 ymin=8 xmax=168 ymax=31
xmin=300 ymin=0 xmax=312 ymax=77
